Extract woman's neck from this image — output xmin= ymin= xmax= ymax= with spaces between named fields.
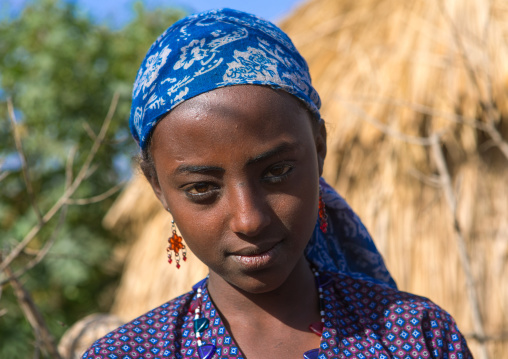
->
xmin=207 ymin=257 xmax=319 ymax=332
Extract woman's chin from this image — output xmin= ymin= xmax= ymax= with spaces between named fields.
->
xmin=208 ymin=254 xmax=308 ymax=295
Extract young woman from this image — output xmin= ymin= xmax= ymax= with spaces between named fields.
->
xmin=83 ymin=9 xmax=472 ymax=359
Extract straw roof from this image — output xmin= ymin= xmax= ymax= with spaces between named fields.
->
xmin=101 ymin=0 xmax=508 ymax=357
xmin=279 ymin=0 xmax=508 ymax=356
xmin=281 ymin=0 xmax=508 ymax=183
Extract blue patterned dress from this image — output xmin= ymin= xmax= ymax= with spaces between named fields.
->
xmin=82 ymin=271 xmax=471 ymax=359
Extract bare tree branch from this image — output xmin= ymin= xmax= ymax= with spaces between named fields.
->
xmin=82 ymin=121 xmax=97 ymax=141
xmin=0 ymin=203 xmax=68 ymax=286
xmin=407 ymin=168 xmax=441 ymax=188
xmin=65 ymin=146 xmax=77 ymax=189
xmin=7 ymin=98 xmax=43 ymax=225
xmin=437 ymin=0 xmax=508 ymax=162
xmin=480 ymin=122 xmax=508 ymax=160
xmin=3 ymin=265 xmax=62 ymax=359
xmin=0 ymin=142 xmax=79 ymax=285
xmin=465 ymin=332 xmax=508 ymax=343
xmin=0 ymin=169 xmax=10 ymax=183
xmin=337 ymin=94 xmax=508 ymax=159
xmin=430 ymin=133 xmax=489 ymax=359
xmin=0 ymin=157 xmax=10 ymax=182
xmin=437 ymin=1 xmax=488 ymax=105
xmin=66 ymin=181 xmax=125 ymax=205
xmin=84 ymin=164 xmax=99 ymax=180
xmin=0 ymin=92 xmax=119 ymax=273
xmin=33 ymin=331 xmax=42 ymax=359
xmin=355 ymin=93 xmax=493 ymax=356
xmin=338 ymin=99 xmax=441 ymax=146
xmin=336 ymin=95 xmax=482 ymax=128
xmin=0 ymin=270 xmax=3 ymax=301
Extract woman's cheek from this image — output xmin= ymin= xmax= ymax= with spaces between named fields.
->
xmin=176 ymin=209 xmax=224 ymax=254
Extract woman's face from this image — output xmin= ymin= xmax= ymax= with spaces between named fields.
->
xmin=148 ymin=85 xmax=326 ymax=294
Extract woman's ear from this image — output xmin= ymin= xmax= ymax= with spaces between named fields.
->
xmin=140 ymin=160 xmax=169 ymax=209
xmin=314 ymin=119 xmax=327 ymax=176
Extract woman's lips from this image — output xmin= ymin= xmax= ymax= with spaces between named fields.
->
xmin=230 ymin=242 xmax=281 ymax=270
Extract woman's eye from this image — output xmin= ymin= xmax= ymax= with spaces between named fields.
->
xmin=188 ymin=183 xmax=213 ymax=194
xmin=183 ymin=182 xmax=219 ymax=202
xmin=264 ymin=164 xmax=293 ymax=182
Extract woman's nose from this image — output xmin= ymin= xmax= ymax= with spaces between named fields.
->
xmin=228 ymin=185 xmax=271 ymax=237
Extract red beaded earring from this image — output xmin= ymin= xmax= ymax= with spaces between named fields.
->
xmin=167 ymin=219 xmax=187 ymax=269
xmin=318 ymin=188 xmax=328 ymax=234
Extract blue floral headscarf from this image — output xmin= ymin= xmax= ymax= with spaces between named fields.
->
xmin=130 ymin=8 xmax=396 ymax=288
xmin=129 ymin=8 xmax=321 ymax=149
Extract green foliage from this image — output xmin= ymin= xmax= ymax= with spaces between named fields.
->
xmin=0 ymin=1 xmax=185 ymax=357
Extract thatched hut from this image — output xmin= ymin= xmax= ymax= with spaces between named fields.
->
xmin=101 ymin=0 xmax=508 ymax=357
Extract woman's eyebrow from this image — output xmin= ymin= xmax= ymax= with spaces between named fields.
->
xmin=175 ymin=165 xmax=225 ymax=175
xmin=174 ymin=143 xmax=297 ymax=174
xmin=246 ymin=142 xmax=298 ymax=166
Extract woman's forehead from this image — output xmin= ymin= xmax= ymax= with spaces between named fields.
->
xmin=166 ymin=85 xmax=306 ymax=121
xmin=150 ymin=86 xmax=315 ymax=160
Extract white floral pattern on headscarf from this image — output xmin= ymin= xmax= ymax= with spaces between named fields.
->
xmin=129 ymin=8 xmax=321 ymax=149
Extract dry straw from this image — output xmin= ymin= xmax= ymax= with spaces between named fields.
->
xmin=101 ymin=1 xmax=508 ymax=358
xmin=280 ymin=0 xmax=508 ymax=357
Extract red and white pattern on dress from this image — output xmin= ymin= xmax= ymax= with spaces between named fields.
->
xmin=82 ymin=272 xmax=472 ymax=359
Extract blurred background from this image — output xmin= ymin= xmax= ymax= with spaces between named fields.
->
xmin=1 ymin=0 xmax=507 ymax=358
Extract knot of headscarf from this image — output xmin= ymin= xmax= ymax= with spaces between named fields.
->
xmin=129 ymin=8 xmax=321 ymax=149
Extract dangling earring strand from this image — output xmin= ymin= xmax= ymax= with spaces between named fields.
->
xmin=318 ymin=187 xmax=328 ymax=234
xmin=167 ymin=219 xmax=187 ymax=268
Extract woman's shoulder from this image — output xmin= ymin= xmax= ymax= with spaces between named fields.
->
xmin=81 ymin=289 xmax=196 ymax=359
xmin=326 ymin=270 xmax=459 ymax=325
xmin=323 ymin=271 xmax=472 ymax=357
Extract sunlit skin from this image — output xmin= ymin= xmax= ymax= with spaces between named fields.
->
xmin=145 ymin=85 xmax=327 ymax=359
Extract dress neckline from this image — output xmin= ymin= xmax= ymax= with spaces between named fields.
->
xmin=189 ymin=272 xmax=335 ymax=359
